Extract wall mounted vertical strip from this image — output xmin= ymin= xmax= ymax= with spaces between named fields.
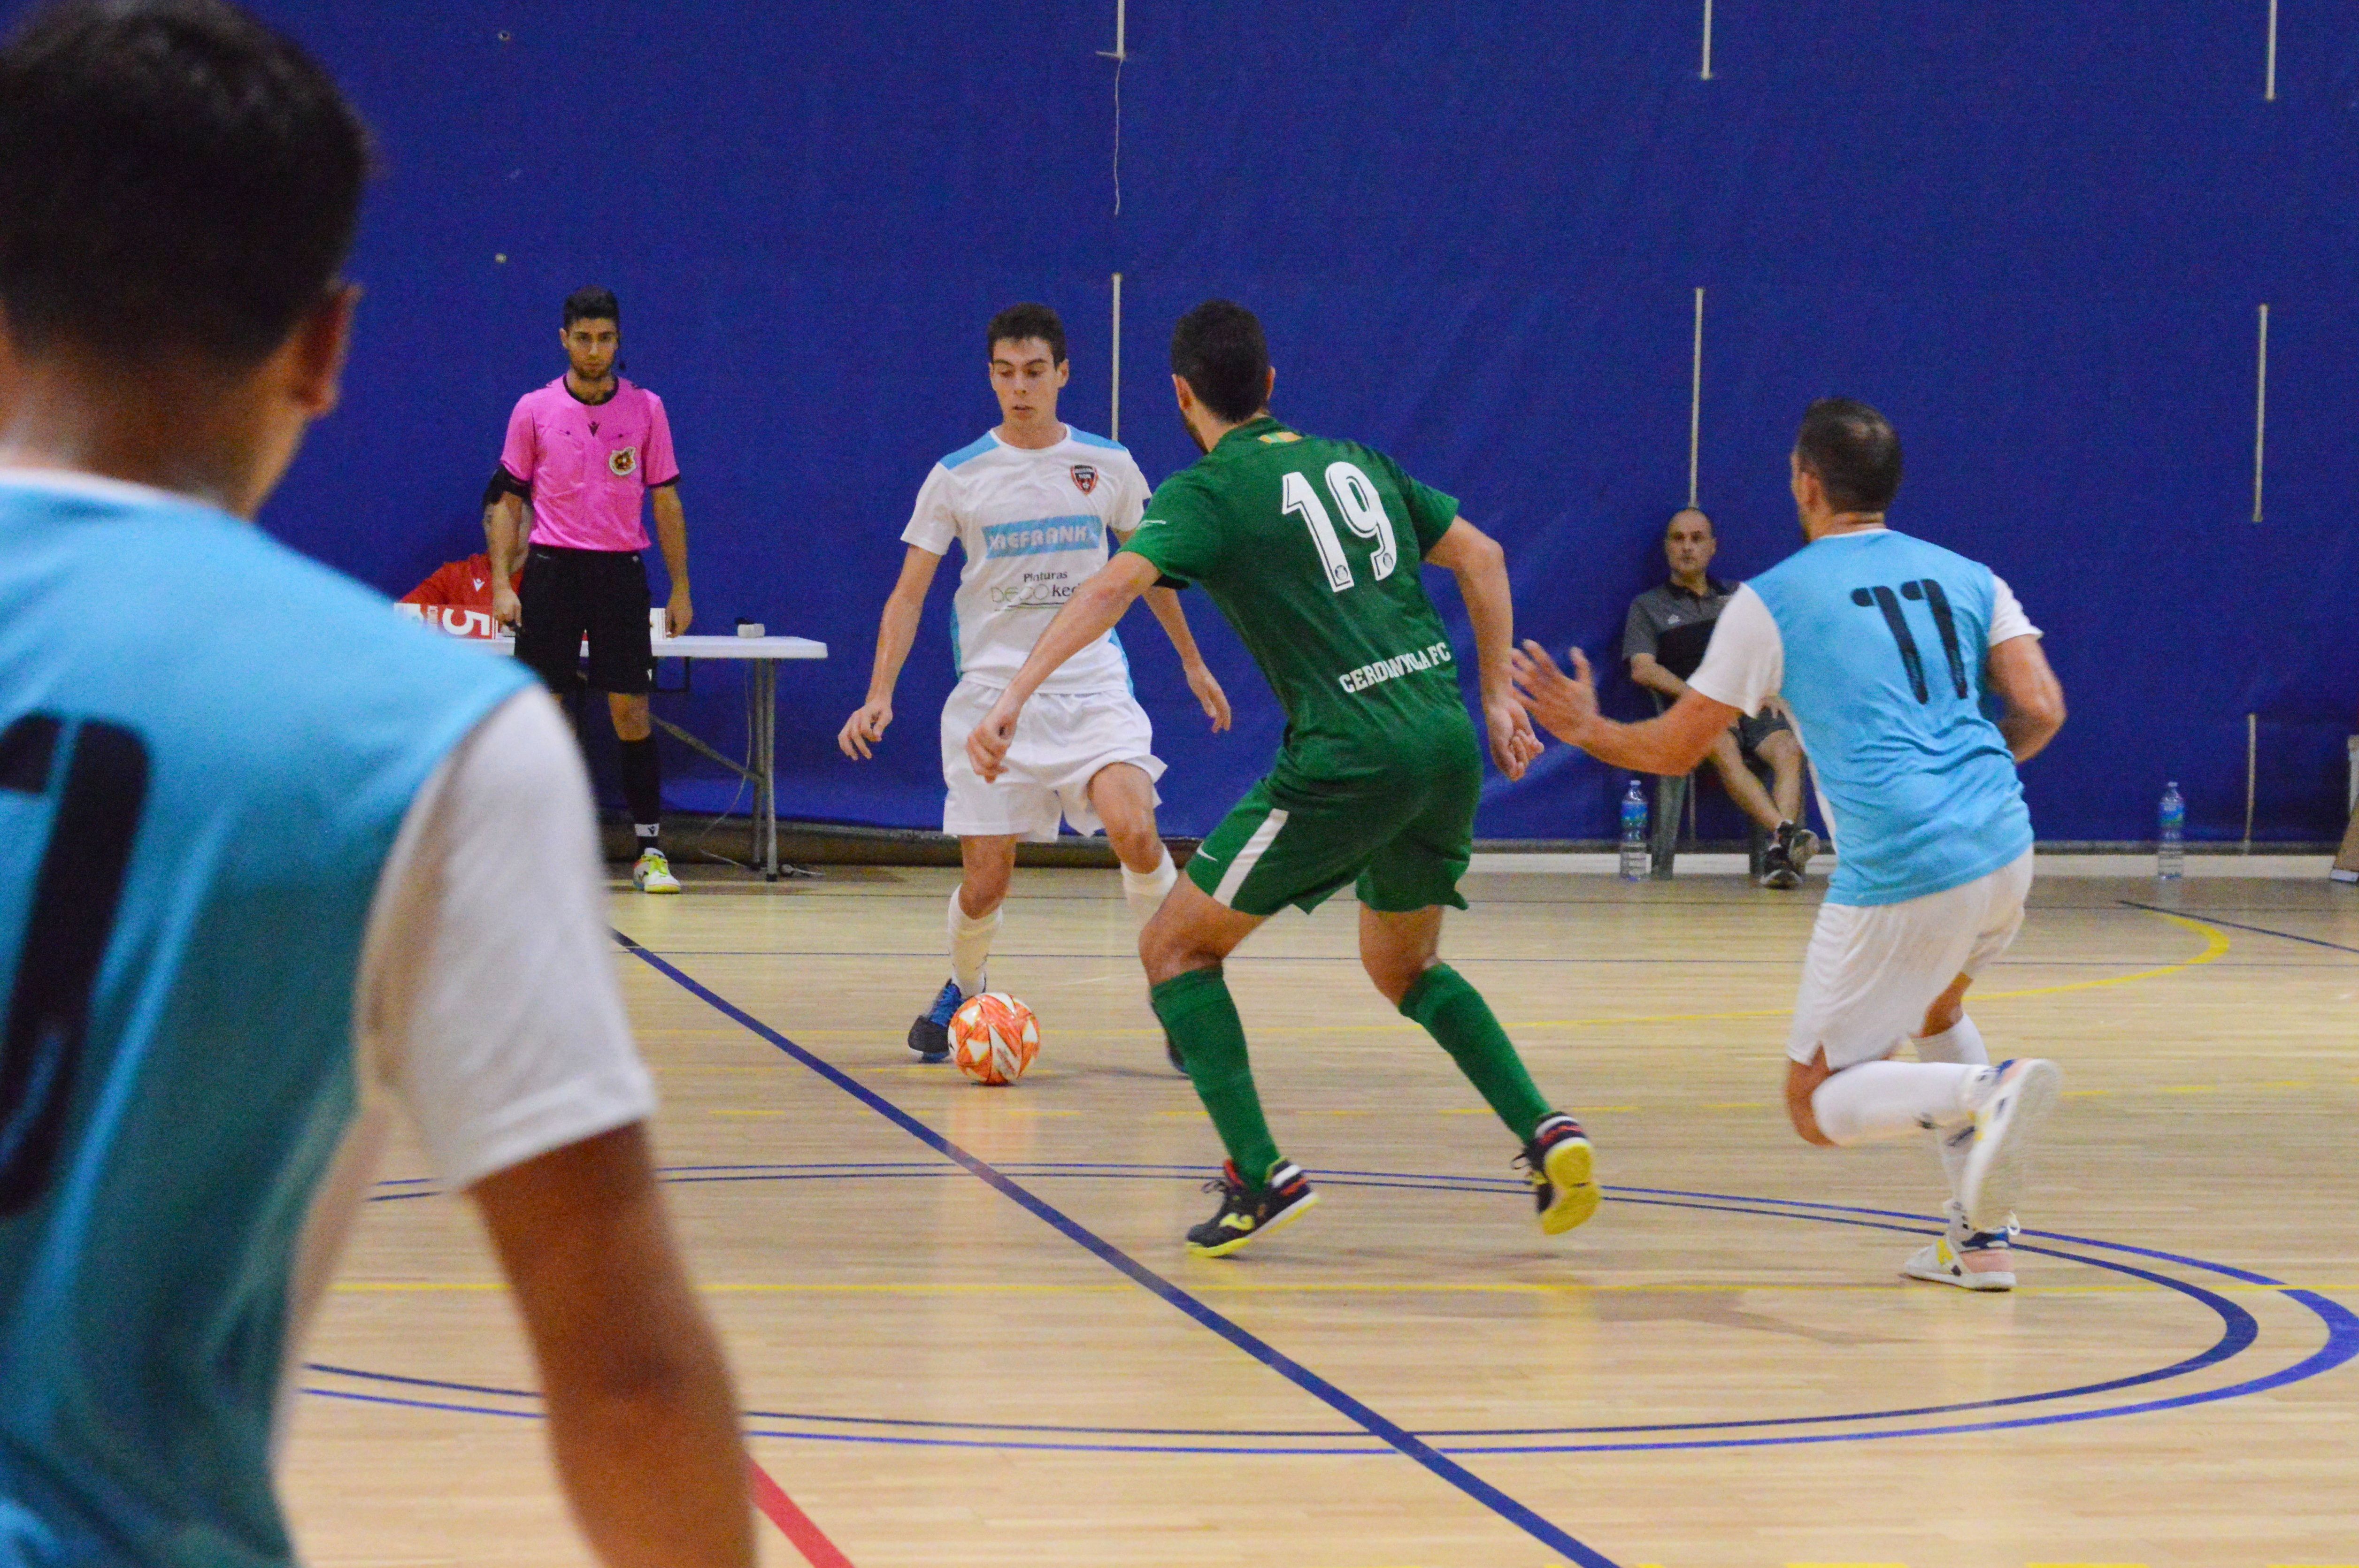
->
xmin=2252 ymin=304 xmax=2268 ymax=523
xmin=1109 ymin=273 xmax=1124 ymax=443
xmin=1688 ymin=288 xmax=1706 ymax=508
xmin=2265 ymin=0 xmax=2278 ymax=100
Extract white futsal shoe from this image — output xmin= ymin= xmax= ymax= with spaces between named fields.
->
xmin=1958 ymin=1058 xmax=2061 ymax=1232
xmin=1903 ymin=1199 xmax=2020 ymax=1292
xmin=633 ymin=847 xmax=682 ymax=894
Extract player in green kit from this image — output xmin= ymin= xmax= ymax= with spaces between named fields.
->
xmin=968 ymin=301 xmax=1597 ymax=1255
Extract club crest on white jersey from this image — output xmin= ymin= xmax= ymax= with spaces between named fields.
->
xmin=901 ymin=428 xmax=1150 ymax=694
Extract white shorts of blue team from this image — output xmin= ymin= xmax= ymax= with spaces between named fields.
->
xmin=1788 ymin=850 xmax=2034 ymax=1071
xmin=938 ymin=678 xmax=1166 ymax=842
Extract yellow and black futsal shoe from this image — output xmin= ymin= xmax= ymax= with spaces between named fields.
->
xmin=1186 ymin=1161 xmax=1319 ymax=1257
xmin=1519 ymin=1113 xmax=1601 ymax=1235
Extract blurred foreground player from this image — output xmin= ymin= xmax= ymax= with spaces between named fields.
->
xmin=968 ymin=301 xmax=1596 ymax=1256
xmin=840 ymin=304 xmax=1229 ymax=1065
xmin=489 ymin=287 xmax=692 ymax=893
xmin=0 ymin=5 xmax=753 ymax=1565
xmin=1514 ymin=398 xmax=2069 ymax=1291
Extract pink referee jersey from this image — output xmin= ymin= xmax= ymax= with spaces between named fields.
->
xmin=498 ymin=376 xmax=680 ymax=552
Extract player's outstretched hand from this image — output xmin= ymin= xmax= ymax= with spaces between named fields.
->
xmin=1510 ymin=641 xmax=1598 ymax=745
xmin=838 ymin=699 xmax=893 ymax=760
xmin=966 ymin=701 xmax=1020 ymax=783
xmin=1187 ymin=662 xmax=1233 ymax=733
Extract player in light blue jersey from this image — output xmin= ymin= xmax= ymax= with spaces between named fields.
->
xmin=0 ymin=6 xmax=753 ymax=1567
xmin=1515 ymin=398 xmax=2070 ymax=1291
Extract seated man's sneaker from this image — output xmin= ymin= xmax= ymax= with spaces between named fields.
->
xmin=1187 ymin=1161 xmax=1318 ymax=1257
xmin=1519 ymin=1113 xmax=1601 ymax=1235
xmin=1960 ymin=1058 xmax=2063 ymax=1231
xmin=1761 ymin=820 xmax=1819 ymax=888
xmin=633 ymin=848 xmax=682 ymax=894
xmin=1904 ymin=1199 xmax=2020 ymax=1291
xmin=907 ymin=977 xmax=964 ymax=1063
xmin=1779 ymin=820 xmax=1820 ymax=874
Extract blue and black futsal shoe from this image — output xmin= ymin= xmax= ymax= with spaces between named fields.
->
xmin=907 ymin=978 xmax=963 ymax=1063
xmin=1186 ymin=1160 xmax=1318 ymax=1257
xmin=1518 ymin=1113 xmax=1601 ymax=1235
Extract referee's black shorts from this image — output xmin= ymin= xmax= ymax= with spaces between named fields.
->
xmin=515 ymin=544 xmax=653 ymax=696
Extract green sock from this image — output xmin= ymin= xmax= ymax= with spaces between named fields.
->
xmin=1400 ymin=964 xmax=1552 ymax=1142
xmin=1150 ymin=967 xmax=1282 ymax=1184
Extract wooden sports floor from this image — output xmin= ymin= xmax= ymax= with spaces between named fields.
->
xmin=282 ymin=864 xmax=2359 ymax=1568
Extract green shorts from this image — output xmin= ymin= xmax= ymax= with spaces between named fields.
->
xmin=1185 ymin=735 xmax=1482 ymax=918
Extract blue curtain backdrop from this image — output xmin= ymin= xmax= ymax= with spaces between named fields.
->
xmin=138 ymin=0 xmax=2356 ymax=842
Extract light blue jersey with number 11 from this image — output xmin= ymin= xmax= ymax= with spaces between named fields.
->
xmin=1688 ymin=528 xmax=2040 ymax=908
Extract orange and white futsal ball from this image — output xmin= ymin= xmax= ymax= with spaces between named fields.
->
xmin=948 ymin=992 xmax=1040 ymax=1086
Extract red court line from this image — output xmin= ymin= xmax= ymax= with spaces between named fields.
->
xmin=748 ymin=1457 xmax=855 ymax=1568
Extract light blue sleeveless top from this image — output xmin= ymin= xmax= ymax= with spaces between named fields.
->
xmin=0 ymin=476 xmax=529 ymax=1568
xmin=1747 ymin=528 xmax=2033 ymax=906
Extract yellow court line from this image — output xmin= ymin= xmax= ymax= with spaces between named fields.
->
xmin=1068 ymin=911 xmax=2236 ymax=1039
xmin=331 ymin=1278 xmax=2359 ymax=1298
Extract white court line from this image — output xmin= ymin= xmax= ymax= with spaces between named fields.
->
xmin=1699 ymin=0 xmax=1714 ymax=80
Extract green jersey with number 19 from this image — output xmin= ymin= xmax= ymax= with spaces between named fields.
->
xmin=1121 ymin=417 xmax=1473 ymax=780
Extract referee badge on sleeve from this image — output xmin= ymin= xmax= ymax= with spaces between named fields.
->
xmin=608 ymin=445 xmax=639 ymax=477
xmin=1070 ymin=464 xmax=1098 ymax=494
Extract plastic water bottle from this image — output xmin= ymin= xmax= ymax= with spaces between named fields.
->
xmin=1619 ymin=779 xmax=1649 ymax=880
xmin=2157 ymin=781 xmax=2185 ymax=881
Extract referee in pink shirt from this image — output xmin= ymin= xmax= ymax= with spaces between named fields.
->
xmin=488 ymin=287 xmax=692 ymax=893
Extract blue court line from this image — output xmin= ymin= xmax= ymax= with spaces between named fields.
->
xmin=609 ymin=929 xmax=1622 ymax=1568
xmin=333 ymin=1172 xmax=2255 ymax=1447
xmin=2118 ymin=899 xmax=2359 ymax=955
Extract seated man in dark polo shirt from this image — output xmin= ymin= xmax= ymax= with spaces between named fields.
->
xmin=1623 ymin=506 xmax=1818 ymax=887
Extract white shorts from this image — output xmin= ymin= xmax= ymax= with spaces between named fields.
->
xmin=1788 ymin=850 xmax=2034 ymax=1071
xmin=939 ymin=679 xmax=1165 ymax=842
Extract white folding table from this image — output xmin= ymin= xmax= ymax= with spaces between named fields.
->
xmin=645 ymin=634 xmax=828 ymax=880
xmin=483 ymin=629 xmax=828 ymax=880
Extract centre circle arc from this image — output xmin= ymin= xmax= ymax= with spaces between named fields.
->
xmin=322 ymin=1164 xmax=2359 ymax=1456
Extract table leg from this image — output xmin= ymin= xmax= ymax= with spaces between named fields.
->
xmin=759 ymin=660 xmax=778 ymax=880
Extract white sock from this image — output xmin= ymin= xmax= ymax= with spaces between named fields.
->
xmin=1811 ymin=1060 xmax=1992 ymax=1146
xmin=1121 ymin=845 xmax=1177 ymax=926
xmin=947 ymin=887 xmax=999 ymax=998
xmin=1914 ymin=1017 xmax=1990 ymax=1200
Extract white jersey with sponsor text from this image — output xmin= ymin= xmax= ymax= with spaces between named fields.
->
xmin=900 ymin=427 xmax=1150 ymax=694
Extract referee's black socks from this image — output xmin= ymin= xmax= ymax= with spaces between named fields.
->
xmin=620 ymin=736 xmax=662 ymax=853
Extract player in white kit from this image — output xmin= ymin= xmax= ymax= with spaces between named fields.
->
xmin=839 ymin=304 xmax=1230 ymax=1064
